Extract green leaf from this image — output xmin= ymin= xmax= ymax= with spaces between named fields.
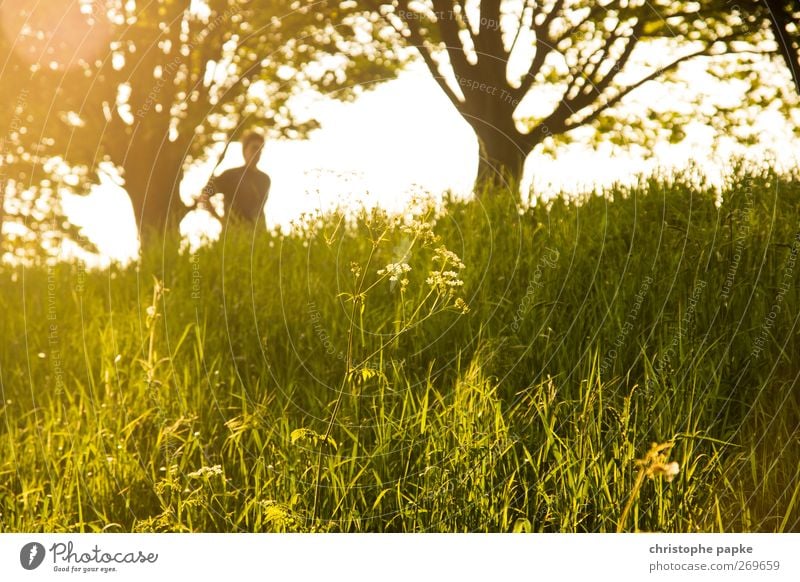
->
xmin=290 ymin=427 xmax=319 ymax=445
xmin=512 ymin=518 xmax=532 ymax=533
xmin=290 ymin=427 xmax=338 ymax=450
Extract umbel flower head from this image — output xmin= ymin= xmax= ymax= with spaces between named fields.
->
xmin=377 ymin=262 xmax=412 ymax=291
xmin=377 ymin=262 xmax=412 ymax=282
xmin=454 ymin=297 xmax=470 ymax=314
xmin=426 ymin=270 xmax=464 ymax=294
xmin=433 ymin=246 xmax=466 ymax=270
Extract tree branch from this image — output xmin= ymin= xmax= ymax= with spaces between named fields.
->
xmin=479 ymin=0 xmax=501 ymax=30
xmin=765 ymin=0 xmax=800 ymax=94
xmin=508 ymin=0 xmax=536 ymax=59
xmin=454 ymin=0 xmax=478 ymax=49
xmin=470 ymin=0 xmax=507 ymax=78
xmin=565 ymin=41 xmax=728 ymax=131
xmin=431 ymin=0 xmax=473 ymax=77
xmin=534 ymin=0 xmax=565 ymax=40
xmin=514 ymin=1 xmax=606 ymax=100
xmin=512 ymin=0 xmax=570 ymax=100
xmin=382 ymin=3 xmax=464 ymax=110
xmin=552 ymin=4 xmax=601 ymax=46
xmin=567 ymin=20 xmax=644 ymax=113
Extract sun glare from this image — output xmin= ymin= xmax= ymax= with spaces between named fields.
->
xmin=1 ymin=0 xmax=113 ymax=70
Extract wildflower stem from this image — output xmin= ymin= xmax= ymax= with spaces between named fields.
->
xmin=311 ymin=293 xmax=358 ymax=525
xmin=617 ymin=465 xmax=646 ymax=533
xmin=617 ymin=441 xmax=676 ymax=532
xmin=311 ymin=232 xmax=382 ymax=525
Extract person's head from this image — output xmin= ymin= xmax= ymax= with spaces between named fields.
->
xmin=242 ymin=131 xmax=265 ymax=167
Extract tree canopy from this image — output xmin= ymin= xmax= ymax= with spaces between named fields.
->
xmin=0 ymin=0 xmax=403 ymax=251
xmin=349 ymin=0 xmax=797 ymax=184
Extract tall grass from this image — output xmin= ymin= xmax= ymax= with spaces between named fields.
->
xmin=0 ymin=167 xmax=798 ymax=532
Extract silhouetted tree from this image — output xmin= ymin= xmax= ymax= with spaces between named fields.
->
xmin=1 ymin=0 xmax=402 ymax=248
xmin=761 ymin=0 xmax=800 ymax=93
xmin=354 ymin=1 xmax=779 ymax=185
xmin=0 ymin=11 xmax=84 ymax=263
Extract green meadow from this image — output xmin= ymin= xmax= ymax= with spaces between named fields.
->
xmin=1 ymin=168 xmax=798 ymax=532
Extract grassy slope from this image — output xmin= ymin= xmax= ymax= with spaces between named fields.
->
xmin=0 ymin=168 xmax=798 ymax=532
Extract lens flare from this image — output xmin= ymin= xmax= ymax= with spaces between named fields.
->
xmin=1 ymin=0 xmax=112 ymax=70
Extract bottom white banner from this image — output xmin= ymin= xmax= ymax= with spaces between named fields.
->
xmin=1 ymin=533 xmax=798 ymax=582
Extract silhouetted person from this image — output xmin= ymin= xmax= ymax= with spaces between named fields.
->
xmin=199 ymin=131 xmax=270 ymax=223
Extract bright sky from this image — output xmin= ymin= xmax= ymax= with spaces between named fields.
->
xmin=60 ymin=59 xmax=800 ymax=265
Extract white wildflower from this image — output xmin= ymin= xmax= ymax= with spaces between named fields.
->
xmin=427 ymin=270 xmax=464 ymax=295
xmin=378 ymin=262 xmax=412 ymax=282
xmin=401 ymin=217 xmax=438 ymax=243
xmin=433 ymin=246 xmax=465 ymax=270
xmin=187 ymin=464 xmax=223 ymax=479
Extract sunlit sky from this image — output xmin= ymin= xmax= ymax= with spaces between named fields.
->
xmin=60 ymin=58 xmax=800 ymax=264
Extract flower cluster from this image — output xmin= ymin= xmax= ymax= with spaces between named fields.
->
xmin=187 ymin=464 xmax=224 ymax=479
xmin=378 ymin=262 xmax=412 ymax=281
xmin=401 ymin=214 xmax=438 ymax=244
xmin=426 ymin=270 xmax=464 ymax=295
xmin=433 ymin=246 xmax=465 ymax=270
xmin=378 ymin=262 xmax=412 ymax=291
xmin=427 ymin=246 xmax=466 ymax=297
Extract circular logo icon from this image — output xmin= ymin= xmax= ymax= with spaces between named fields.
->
xmin=20 ymin=542 xmax=46 ymax=570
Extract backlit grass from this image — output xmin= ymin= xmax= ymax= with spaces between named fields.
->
xmin=0 ymin=167 xmax=798 ymax=532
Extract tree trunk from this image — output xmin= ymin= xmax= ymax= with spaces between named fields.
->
xmin=474 ymin=124 xmax=531 ymax=189
xmin=0 ymin=181 xmax=5 ymax=255
xmin=124 ymin=148 xmax=185 ymax=248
